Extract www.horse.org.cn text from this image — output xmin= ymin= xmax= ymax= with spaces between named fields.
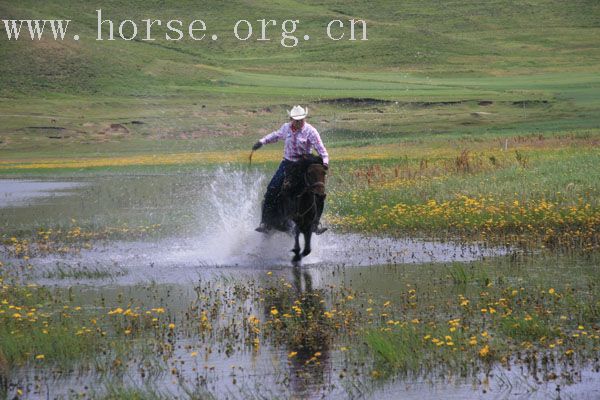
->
xmin=2 ymin=10 xmax=368 ymax=48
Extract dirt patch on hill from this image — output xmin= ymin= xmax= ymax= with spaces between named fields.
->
xmin=316 ymin=98 xmax=466 ymax=108
xmin=316 ymin=98 xmax=394 ymax=106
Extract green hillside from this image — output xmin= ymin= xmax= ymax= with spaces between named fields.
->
xmin=0 ymin=0 xmax=599 ymax=156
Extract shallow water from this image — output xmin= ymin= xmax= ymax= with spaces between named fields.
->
xmin=0 ymin=179 xmax=82 ymax=208
xmin=2 ymin=169 xmax=599 ymax=399
xmin=9 ymin=261 xmax=600 ymax=400
xmin=2 ymin=168 xmax=504 ymax=273
xmin=21 ymin=233 xmax=504 ymax=287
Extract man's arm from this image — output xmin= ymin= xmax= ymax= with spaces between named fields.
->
xmin=309 ymin=128 xmax=329 ymax=166
xmin=259 ymin=123 xmax=287 ymax=145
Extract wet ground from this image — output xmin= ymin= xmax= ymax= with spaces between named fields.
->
xmin=1 ymin=171 xmax=599 ymax=399
xmin=1 ymin=171 xmax=505 ymax=284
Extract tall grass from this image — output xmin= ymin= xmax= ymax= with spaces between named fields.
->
xmin=326 ymin=140 xmax=600 ymax=251
xmin=365 ymin=327 xmax=424 ymax=375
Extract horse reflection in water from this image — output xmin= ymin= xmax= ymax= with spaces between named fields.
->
xmin=264 ymin=266 xmax=332 ymax=398
xmin=288 ymin=266 xmax=332 ymax=398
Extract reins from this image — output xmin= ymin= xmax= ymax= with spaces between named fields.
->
xmin=298 ymin=169 xmax=325 ymax=197
xmin=296 ymin=192 xmax=318 ymax=218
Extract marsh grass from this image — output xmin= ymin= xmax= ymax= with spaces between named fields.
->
xmin=498 ymin=314 xmax=558 ymax=343
xmin=92 ymin=378 xmax=218 ymax=400
xmin=357 ymin=254 xmax=600 ymax=382
xmin=42 ymin=264 xmax=127 ymax=280
xmin=447 ymin=263 xmax=469 ymax=285
xmin=0 ymin=321 xmax=101 ymax=367
xmin=0 ymin=284 xmax=104 ymax=367
xmin=96 ymin=386 xmax=165 ymax=400
xmin=326 ymin=138 xmax=600 ymax=252
xmin=0 ymin=276 xmax=170 ymax=372
xmin=1 ymin=252 xmax=599 ymax=397
xmin=2 ymin=224 xmax=163 ymax=259
xmin=365 ymin=327 xmax=423 ymax=375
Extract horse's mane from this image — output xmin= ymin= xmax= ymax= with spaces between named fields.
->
xmin=297 ymin=154 xmax=323 ymax=167
xmin=283 ymin=155 xmax=324 ymax=196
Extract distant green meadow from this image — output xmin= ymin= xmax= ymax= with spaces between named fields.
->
xmin=1 ymin=0 xmax=599 ymax=158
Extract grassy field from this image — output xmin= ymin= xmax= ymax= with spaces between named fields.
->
xmin=1 ymin=0 xmax=599 ymax=157
xmin=1 ymin=0 xmax=600 ymax=397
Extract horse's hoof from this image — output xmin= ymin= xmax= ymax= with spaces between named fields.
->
xmin=292 ymin=254 xmax=301 ymax=263
xmin=301 ymin=249 xmax=311 ymax=257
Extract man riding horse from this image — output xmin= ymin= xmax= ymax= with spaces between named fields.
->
xmin=252 ymin=105 xmax=329 ymax=234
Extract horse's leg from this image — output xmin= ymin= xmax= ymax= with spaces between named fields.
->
xmin=301 ymin=228 xmax=313 ymax=257
xmin=292 ymin=226 xmax=301 ymax=262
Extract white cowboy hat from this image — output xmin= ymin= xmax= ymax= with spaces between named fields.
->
xmin=287 ymin=105 xmax=308 ymax=120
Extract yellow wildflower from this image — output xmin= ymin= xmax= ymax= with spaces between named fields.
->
xmin=479 ymin=345 xmax=490 ymax=357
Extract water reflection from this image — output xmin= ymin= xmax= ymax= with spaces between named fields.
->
xmin=288 ymin=266 xmax=331 ymax=399
xmin=261 ymin=266 xmax=333 ymax=399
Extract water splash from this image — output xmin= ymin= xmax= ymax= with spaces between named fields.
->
xmin=191 ymin=166 xmax=294 ymax=266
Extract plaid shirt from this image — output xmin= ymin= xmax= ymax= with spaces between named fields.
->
xmin=259 ymin=122 xmax=329 ymax=165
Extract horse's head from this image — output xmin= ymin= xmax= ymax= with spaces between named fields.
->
xmin=306 ymin=164 xmax=327 ymax=196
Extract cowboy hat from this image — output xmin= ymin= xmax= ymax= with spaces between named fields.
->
xmin=287 ymin=105 xmax=308 ymax=120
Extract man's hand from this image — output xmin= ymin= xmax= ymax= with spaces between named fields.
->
xmin=252 ymin=141 xmax=263 ymax=151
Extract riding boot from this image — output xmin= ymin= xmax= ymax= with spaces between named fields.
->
xmin=255 ymin=223 xmax=272 ymax=233
xmin=313 ymin=224 xmax=328 ymax=235
xmin=256 ymin=160 xmax=290 ymax=233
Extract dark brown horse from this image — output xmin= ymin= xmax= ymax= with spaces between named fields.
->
xmin=278 ymin=155 xmax=327 ymax=263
